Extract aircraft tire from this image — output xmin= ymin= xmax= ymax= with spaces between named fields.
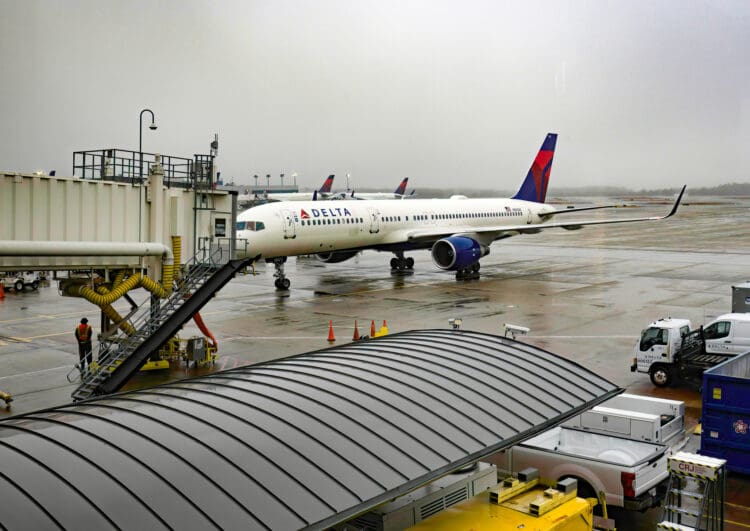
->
xmin=406 ymin=257 xmax=414 ymax=269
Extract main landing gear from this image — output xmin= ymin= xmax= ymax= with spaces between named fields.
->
xmin=455 ymin=262 xmax=481 ymax=280
xmin=271 ymin=257 xmax=291 ymax=290
xmin=390 ymin=252 xmax=414 ymax=272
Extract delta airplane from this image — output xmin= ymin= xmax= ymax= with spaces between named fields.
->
xmin=238 ymin=175 xmax=341 ymax=206
xmin=237 ymin=133 xmax=685 ymax=290
xmin=350 ymin=177 xmax=415 ymax=200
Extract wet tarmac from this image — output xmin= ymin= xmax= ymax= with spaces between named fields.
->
xmin=1 ymin=196 xmax=749 ymax=528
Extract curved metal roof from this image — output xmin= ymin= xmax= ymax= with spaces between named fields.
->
xmin=0 ymin=329 xmax=620 ymax=530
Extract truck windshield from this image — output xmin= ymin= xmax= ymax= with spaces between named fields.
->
xmin=640 ymin=327 xmax=668 ymax=351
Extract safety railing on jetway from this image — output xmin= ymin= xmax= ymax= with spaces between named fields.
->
xmin=69 ymin=242 xmax=251 ymax=402
xmin=72 ymin=148 xmax=214 ymax=189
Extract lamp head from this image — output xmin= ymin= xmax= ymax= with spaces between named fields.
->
xmin=149 ymin=123 xmax=157 ymax=131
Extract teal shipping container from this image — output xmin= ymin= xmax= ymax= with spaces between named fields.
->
xmin=701 ymin=350 xmax=750 ymax=474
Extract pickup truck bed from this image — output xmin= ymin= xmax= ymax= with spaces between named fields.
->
xmin=507 ymin=426 xmax=669 ymax=510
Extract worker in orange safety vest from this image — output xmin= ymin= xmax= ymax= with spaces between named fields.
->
xmin=74 ymin=317 xmax=93 ymax=373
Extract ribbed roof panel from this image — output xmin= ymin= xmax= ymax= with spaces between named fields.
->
xmin=0 ymin=329 xmax=620 ymax=530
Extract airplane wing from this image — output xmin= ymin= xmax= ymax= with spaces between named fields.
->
xmin=405 ymin=186 xmax=685 ymax=244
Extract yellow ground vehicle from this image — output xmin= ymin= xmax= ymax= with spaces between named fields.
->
xmin=408 ymin=469 xmax=596 ymax=531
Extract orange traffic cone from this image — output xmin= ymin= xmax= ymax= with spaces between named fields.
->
xmin=352 ymin=320 xmax=360 ymax=341
xmin=382 ymin=319 xmax=388 ymax=329
xmin=370 ymin=320 xmax=376 ymax=337
xmin=327 ymin=320 xmax=336 ymax=342
xmin=0 ymin=284 xmax=4 ymax=300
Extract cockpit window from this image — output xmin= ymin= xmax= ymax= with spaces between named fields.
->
xmin=237 ymin=221 xmax=265 ymax=231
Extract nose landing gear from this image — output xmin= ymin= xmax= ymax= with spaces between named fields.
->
xmin=271 ymin=257 xmax=291 ymax=290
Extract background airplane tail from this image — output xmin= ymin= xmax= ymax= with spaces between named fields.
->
xmin=394 ymin=178 xmax=408 ymax=195
xmin=318 ymin=175 xmax=335 ymax=193
xmin=512 ymin=133 xmax=557 ymax=203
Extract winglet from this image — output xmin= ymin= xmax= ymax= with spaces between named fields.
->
xmin=512 ymin=133 xmax=558 ymax=203
xmin=663 ymin=185 xmax=686 ymax=219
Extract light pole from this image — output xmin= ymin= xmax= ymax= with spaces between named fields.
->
xmin=139 ymin=109 xmax=157 ymax=182
xmin=138 ymin=109 xmax=157 ymax=242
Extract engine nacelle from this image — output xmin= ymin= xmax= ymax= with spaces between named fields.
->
xmin=316 ymin=250 xmax=359 ymax=263
xmin=431 ymin=236 xmax=487 ymax=270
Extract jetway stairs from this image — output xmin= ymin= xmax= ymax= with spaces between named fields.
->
xmin=70 ymin=249 xmax=253 ymax=402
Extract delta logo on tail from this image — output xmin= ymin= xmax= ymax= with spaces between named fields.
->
xmin=395 ymin=178 xmax=408 ymax=195
xmin=512 ymin=133 xmax=557 ymax=204
xmin=319 ymin=175 xmax=335 ymax=193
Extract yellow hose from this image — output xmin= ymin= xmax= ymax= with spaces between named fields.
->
xmin=112 ymin=270 xmax=126 ymax=289
xmin=171 ymin=235 xmax=182 ymax=285
xmin=77 ymin=236 xmax=182 ymax=331
xmin=96 ymin=285 xmax=136 ymax=335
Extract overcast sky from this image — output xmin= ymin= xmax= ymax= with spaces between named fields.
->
xmin=1 ymin=0 xmax=748 ymax=191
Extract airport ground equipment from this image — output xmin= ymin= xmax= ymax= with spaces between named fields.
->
xmin=70 ymin=249 xmax=252 ymax=401
xmin=731 ymin=282 xmax=750 ymax=313
xmin=701 ymin=350 xmax=750 ymax=474
xmin=0 ymin=329 xmax=622 ymax=530
xmin=334 ymin=462 xmax=497 ymax=530
xmin=0 ymin=389 xmax=12 ymax=405
xmin=658 ymin=452 xmax=726 ymax=531
xmin=506 ymin=425 xmax=670 ymax=511
xmin=408 ymin=468 xmax=595 ymax=531
xmin=564 ymin=393 xmax=685 ymax=446
xmin=1 ymin=271 xmax=40 ymax=292
xmin=630 ymin=314 xmax=750 ymax=388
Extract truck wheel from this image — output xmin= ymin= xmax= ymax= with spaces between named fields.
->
xmin=14 ymin=280 xmax=24 ymax=292
xmin=650 ymin=364 xmax=672 ymax=387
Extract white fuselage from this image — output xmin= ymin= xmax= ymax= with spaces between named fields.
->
xmin=236 ymin=197 xmax=555 ymax=259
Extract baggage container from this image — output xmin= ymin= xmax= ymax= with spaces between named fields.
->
xmin=700 ymin=350 xmax=750 ymax=474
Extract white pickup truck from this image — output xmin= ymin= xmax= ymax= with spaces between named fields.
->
xmin=506 ymin=425 xmax=669 ymax=511
xmin=505 ymin=394 xmax=684 ymax=512
xmin=563 ymin=393 xmax=685 ymax=446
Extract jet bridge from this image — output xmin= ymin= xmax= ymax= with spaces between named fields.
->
xmin=0 ymin=146 xmax=240 ymax=274
xmin=0 ymin=329 xmax=622 ymax=530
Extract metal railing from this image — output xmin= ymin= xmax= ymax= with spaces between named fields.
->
xmin=72 ymin=148 xmax=214 ymax=189
xmin=69 ymin=243 xmax=229 ymax=401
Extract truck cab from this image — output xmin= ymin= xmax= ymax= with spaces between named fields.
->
xmin=633 ymin=318 xmax=692 ymax=385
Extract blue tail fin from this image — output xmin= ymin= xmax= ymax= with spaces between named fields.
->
xmin=512 ymin=133 xmax=557 ymax=203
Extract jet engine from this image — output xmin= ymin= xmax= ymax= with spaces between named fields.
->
xmin=316 ymin=250 xmax=360 ymax=263
xmin=431 ymin=236 xmax=488 ymax=270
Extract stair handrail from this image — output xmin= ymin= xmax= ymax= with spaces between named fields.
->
xmin=71 ymin=243 xmax=227 ymax=399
